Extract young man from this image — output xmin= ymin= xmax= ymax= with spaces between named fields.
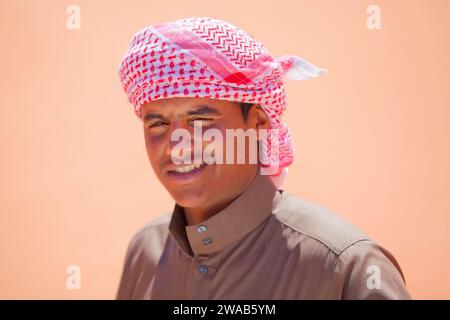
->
xmin=116 ymin=17 xmax=411 ymax=299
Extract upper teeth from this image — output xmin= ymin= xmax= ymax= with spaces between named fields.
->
xmin=171 ymin=163 xmax=203 ymax=173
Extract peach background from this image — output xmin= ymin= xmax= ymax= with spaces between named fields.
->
xmin=0 ymin=0 xmax=449 ymax=299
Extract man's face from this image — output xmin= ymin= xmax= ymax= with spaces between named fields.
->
xmin=141 ymin=97 xmax=268 ymax=211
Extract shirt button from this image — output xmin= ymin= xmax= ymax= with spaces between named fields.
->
xmin=197 ymin=225 xmax=207 ymax=233
xmin=197 ymin=264 xmax=208 ymax=274
xmin=202 ymin=237 xmax=213 ymax=246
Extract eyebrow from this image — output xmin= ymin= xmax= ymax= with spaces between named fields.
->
xmin=143 ymin=104 xmax=221 ymax=121
xmin=143 ymin=113 xmax=165 ymax=121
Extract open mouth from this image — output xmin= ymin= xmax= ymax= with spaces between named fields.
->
xmin=166 ymin=163 xmax=208 ymax=181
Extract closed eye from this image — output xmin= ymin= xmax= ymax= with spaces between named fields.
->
xmin=190 ymin=118 xmax=213 ymax=123
xmin=148 ymin=121 xmax=168 ymax=128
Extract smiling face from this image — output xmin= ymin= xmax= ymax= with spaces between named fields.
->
xmin=141 ymin=97 xmax=270 ymax=216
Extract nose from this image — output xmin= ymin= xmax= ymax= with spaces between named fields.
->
xmin=165 ymin=121 xmax=195 ymax=164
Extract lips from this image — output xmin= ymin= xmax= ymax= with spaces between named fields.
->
xmin=168 ymin=163 xmax=204 ymax=173
xmin=166 ymin=163 xmax=208 ymax=182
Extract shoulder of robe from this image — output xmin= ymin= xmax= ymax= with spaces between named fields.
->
xmin=127 ymin=211 xmax=172 ymax=253
xmin=271 ymin=192 xmax=371 ymax=255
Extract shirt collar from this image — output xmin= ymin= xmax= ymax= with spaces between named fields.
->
xmin=168 ymin=171 xmax=282 ymax=257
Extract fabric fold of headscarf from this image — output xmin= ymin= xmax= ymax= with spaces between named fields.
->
xmin=118 ymin=17 xmax=327 ymax=189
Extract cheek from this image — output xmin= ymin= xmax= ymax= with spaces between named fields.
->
xmin=208 ymin=122 xmax=255 ymax=161
xmin=144 ymin=129 xmax=167 ymax=147
xmin=202 ymin=124 xmax=228 ymax=157
xmin=144 ymin=132 xmax=165 ymax=165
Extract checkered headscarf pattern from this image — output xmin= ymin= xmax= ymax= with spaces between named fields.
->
xmin=118 ymin=17 xmax=326 ymax=185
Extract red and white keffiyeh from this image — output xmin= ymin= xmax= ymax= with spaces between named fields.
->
xmin=118 ymin=17 xmax=326 ymax=188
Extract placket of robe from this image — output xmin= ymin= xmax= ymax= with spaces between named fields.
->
xmin=182 ymin=253 xmax=221 ymax=299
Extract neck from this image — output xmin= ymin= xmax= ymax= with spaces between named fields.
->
xmin=183 ymin=167 xmax=259 ymax=226
xmin=184 ymin=199 xmax=233 ymax=225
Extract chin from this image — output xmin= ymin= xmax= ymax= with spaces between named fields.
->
xmin=166 ymin=186 xmax=209 ymax=208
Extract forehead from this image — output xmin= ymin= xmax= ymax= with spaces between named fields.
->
xmin=140 ymin=97 xmax=239 ymax=115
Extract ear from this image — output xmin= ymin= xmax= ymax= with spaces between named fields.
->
xmin=249 ymin=104 xmax=270 ymax=143
xmin=253 ymin=104 xmax=270 ymax=131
